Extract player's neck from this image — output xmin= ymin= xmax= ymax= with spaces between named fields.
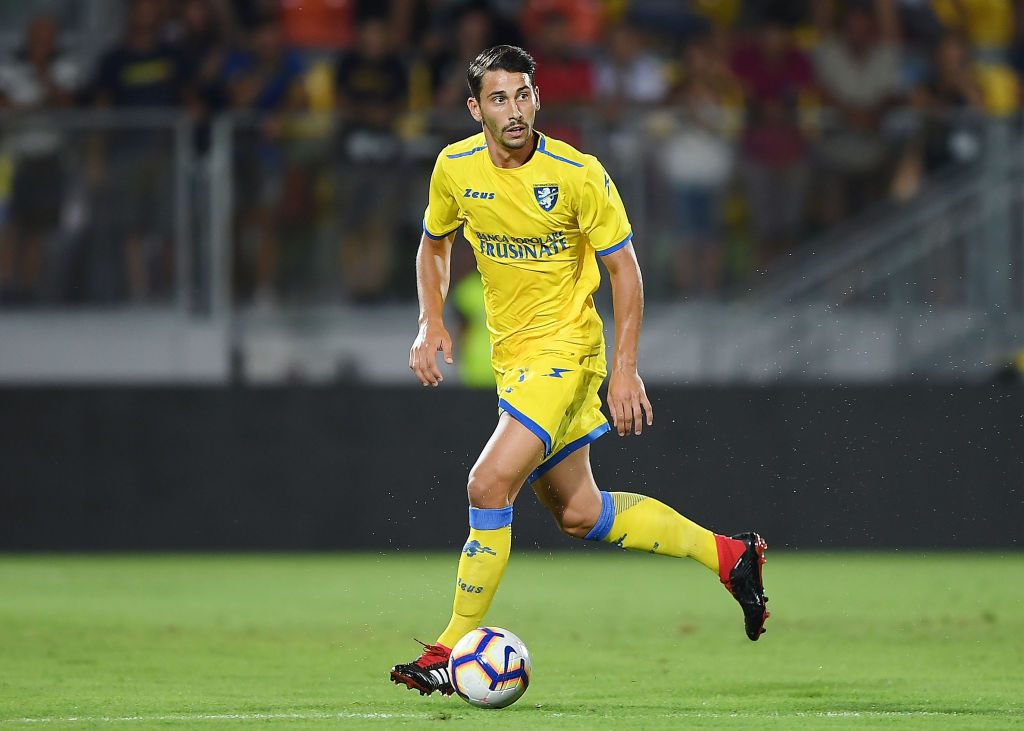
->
xmin=483 ymin=130 xmax=538 ymax=169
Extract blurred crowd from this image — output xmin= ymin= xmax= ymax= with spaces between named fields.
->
xmin=1 ymin=0 xmax=1023 ymax=305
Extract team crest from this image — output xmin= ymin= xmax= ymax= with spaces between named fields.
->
xmin=534 ymin=184 xmax=559 ymax=212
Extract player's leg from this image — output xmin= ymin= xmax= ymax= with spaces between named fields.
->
xmin=434 ymin=411 xmax=544 ymax=647
xmin=533 ymin=445 xmax=769 ymax=640
xmin=391 ymin=412 xmax=544 ymax=695
xmin=533 ymin=444 xmax=720 ymax=566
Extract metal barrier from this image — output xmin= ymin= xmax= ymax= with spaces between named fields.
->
xmin=0 ymin=109 xmax=202 ymax=310
xmin=0 ymin=110 xmax=229 ymax=382
xmin=741 ymin=115 xmax=1023 ymax=379
xmin=747 ymin=118 xmax=1020 ymax=311
xmin=0 ymin=107 xmax=1020 ymax=383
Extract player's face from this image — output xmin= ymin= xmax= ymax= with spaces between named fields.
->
xmin=468 ymin=71 xmax=540 ymax=152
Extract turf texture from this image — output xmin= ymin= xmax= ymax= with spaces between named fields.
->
xmin=0 ymin=552 xmax=1021 ymax=729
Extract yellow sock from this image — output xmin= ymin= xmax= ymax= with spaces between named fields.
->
xmin=584 ymin=491 xmax=719 ymax=573
xmin=436 ymin=506 xmax=513 ymax=649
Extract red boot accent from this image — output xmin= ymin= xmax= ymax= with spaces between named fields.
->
xmin=715 ymin=534 xmax=747 ymax=589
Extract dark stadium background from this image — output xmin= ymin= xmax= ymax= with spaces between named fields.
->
xmin=0 ymin=0 xmax=1020 ymax=551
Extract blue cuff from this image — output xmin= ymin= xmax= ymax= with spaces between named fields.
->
xmin=469 ymin=506 xmax=514 ymax=530
xmin=583 ymin=491 xmax=615 ymax=541
xmin=423 ymin=222 xmax=459 ymax=240
xmin=597 ymin=232 xmax=632 ymax=256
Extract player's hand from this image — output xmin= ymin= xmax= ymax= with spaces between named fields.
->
xmin=606 ymin=368 xmax=653 ymax=436
xmin=409 ymin=320 xmax=454 ymax=387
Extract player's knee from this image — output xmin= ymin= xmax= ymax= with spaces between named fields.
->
xmin=467 ymin=464 xmax=513 ymax=509
xmin=556 ymin=505 xmax=598 ymax=539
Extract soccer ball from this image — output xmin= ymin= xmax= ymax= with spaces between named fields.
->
xmin=448 ymin=627 xmax=532 ymax=708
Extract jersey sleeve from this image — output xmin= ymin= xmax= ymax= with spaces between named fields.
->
xmin=422 ymin=152 xmax=463 ymax=240
xmin=578 ymin=157 xmax=632 ymax=256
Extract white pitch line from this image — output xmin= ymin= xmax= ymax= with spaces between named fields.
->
xmin=1 ymin=712 xmax=434 ymax=724
xmin=0 ymin=709 xmax=987 ymax=724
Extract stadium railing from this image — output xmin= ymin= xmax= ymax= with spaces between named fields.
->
xmin=0 ymin=106 xmax=1020 ymax=383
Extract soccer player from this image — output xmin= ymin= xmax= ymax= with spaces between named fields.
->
xmin=390 ymin=45 xmax=769 ymax=697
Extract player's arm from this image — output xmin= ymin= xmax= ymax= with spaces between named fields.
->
xmin=410 ymin=231 xmax=456 ymax=387
xmin=601 ymin=242 xmax=654 ymax=436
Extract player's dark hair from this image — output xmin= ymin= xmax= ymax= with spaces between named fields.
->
xmin=467 ymin=45 xmax=536 ymax=100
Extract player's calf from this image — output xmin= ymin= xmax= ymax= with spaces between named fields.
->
xmin=550 ymin=501 xmax=601 ymax=538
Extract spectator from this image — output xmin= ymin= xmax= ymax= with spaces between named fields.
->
xmin=335 ymin=16 xmax=407 ymax=133
xmin=595 ymin=22 xmax=670 ymax=113
xmin=530 ymin=10 xmax=595 ymax=104
xmin=731 ymin=18 xmax=814 ymax=105
xmin=931 ymin=0 xmax=1013 ymax=56
xmin=448 ymin=242 xmax=493 ymax=388
xmin=165 ymin=0 xmax=234 ymax=156
xmin=691 ymin=0 xmax=743 ymax=29
xmin=226 ymin=0 xmax=277 ymax=31
xmin=931 ymin=0 xmax=1020 ymax=115
xmin=660 ymin=34 xmax=741 ymax=295
xmin=278 ymin=0 xmax=356 ymax=52
xmin=429 ymin=5 xmax=508 ymax=110
xmin=173 ymin=0 xmax=230 ymax=113
xmin=223 ymin=13 xmax=309 ymax=303
xmin=593 ymin=20 xmax=670 ymax=170
xmin=520 ymin=0 xmax=604 ymax=48
xmin=335 ymin=16 xmax=408 ymax=302
xmin=731 ymin=17 xmax=815 ymax=265
xmin=94 ymin=0 xmax=192 ymax=110
xmin=0 ymin=15 xmax=80 ymax=303
xmin=381 ymin=0 xmax=453 ymax=52
xmin=222 ymin=14 xmax=306 ymax=113
xmin=91 ymin=0 xmax=194 ymax=301
xmin=889 ymin=32 xmax=986 ymax=200
xmin=613 ymin=0 xmax=715 ymax=39
xmin=916 ymin=33 xmax=985 ymax=171
xmin=813 ymin=0 xmax=904 ymax=225
xmin=1010 ymin=1 xmax=1024 ymax=79
xmin=529 ymin=10 xmax=595 ymax=146
xmin=737 ymin=0 xmax=812 ymax=29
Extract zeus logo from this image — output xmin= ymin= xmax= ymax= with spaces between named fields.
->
xmin=457 ymin=577 xmax=486 ymax=594
xmin=464 ymin=188 xmax=495 ymax=200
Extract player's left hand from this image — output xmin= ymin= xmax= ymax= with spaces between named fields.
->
xmin=607 ymin=368 xmax=653 ymax=436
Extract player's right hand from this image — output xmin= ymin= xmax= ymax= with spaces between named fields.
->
xmin=410 ymin=321 xmax=454 ymax=387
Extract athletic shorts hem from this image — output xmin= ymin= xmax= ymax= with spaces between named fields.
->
xmin=498 ymin=398 xmax=553 ymax=456
xmin=528 ymin=422 xmax=611 ymax=483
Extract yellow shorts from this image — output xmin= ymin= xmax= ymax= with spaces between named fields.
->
xmin=495 ymin=348 xmax=610 ymax=483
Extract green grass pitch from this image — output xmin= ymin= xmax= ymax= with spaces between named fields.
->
xmin=0 ymin=551 xmax=1021 ymax=729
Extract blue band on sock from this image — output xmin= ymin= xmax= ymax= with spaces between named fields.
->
xmin=469 ymin=506 xmax=514 ymax=530
xmin=584 ymin=491 xmax=615 ymax=541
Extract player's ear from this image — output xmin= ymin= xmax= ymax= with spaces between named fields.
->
xmin=533 ymin=85 xmax=541 ymax=111
xmin=467 ymin=96 xmax=482 ymax=122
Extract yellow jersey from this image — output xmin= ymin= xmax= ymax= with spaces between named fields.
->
xmin=422 ymin=131 xmax=632 ymax=374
